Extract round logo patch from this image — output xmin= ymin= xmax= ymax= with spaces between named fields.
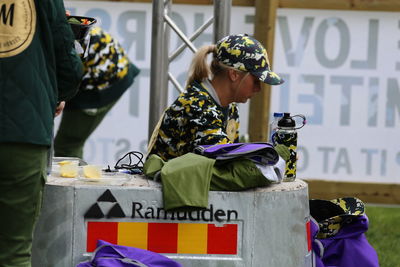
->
xmin=226 ymin=119 xmax=238 ymax=142
xmin=0 ymin=0 xmax=36 ymax=58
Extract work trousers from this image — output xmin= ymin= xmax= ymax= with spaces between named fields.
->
xmin=0 ymin=143 xmax=47 ymax=267
xmin=54 ymin=101 xmax=115 ymax=159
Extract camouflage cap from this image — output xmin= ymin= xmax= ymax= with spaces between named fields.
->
xmin=310 ymin=197 xmax=365 ymax=238
xmin=215 ymin=34 xmax=284 ymax=85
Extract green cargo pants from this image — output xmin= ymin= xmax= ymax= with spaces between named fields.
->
xmin=0 ymin=143 xmax=47 ymax=267
xmin=54 ymin=101 xmax=116 ymax=159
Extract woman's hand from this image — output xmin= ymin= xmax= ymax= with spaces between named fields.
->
xmin=55 ymin=101 xmax=65 ymax=117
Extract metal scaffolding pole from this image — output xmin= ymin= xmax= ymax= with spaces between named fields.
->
xmin=169 ymin=17 xmax=213 ymax=62
xmin=148 ymin=0 xmax=232 ymax=142
xmin=161 ymin=0 xmax=172 ymax=112
xmin=213 ymin=0 xmax=231 ymax=43
xmin=148 ymin=0 xmax=167 ymax=140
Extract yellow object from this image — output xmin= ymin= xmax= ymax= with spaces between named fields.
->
xmin=118 ymin=222 xmax=148 ymax=249
xmin=60 ymin=163 xmax=79 ymax=178
xmin=83 ymin=165 xmax=102 ymax=179
xmin=58 ymin=160 xmax=73 ymax=166
xmin=178 ymin=223 xmax=208 ymax=254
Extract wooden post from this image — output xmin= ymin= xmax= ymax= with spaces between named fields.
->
xmin=249 ymin=0 xmax=279 ymax=141
xmin=279 ymin=0 xmax=400 ymax=11
xmin=305 ymin=179 xmax=400 ymax=204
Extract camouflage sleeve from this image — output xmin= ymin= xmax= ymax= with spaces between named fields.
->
xmin=187 ymin=98 xmax=231 ymax=148
xmin=80 ymin=27 xmax=130 ymax=90
xmin=231 ymin=104 xmax=240 ymax=142
xmin=160 ymin=85 xmax=238 ymax=157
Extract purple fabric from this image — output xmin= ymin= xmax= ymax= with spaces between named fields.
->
xmin=76 ymin=240 xmax=183 ymax=267
xmin=199 ymin=142 xmax=273 ymax=153
xmin=312 ymin=215 xmax=379 ymax=267
xmin=310 ymin=218 xmax=327 ymax=267
xmin=195 ymin=142 xmax=279 ymax=165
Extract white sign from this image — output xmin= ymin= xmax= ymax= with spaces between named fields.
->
xmin=273 ymin=9 xmax=400 ymax=183
xmin=63 ymin=2 xmax=400 ymax=183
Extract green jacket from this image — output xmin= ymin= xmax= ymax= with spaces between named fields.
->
xmin=144 ymin=153 xmax=270 ymax=210
xmin=0 ymin=0 xmax=83 ymax=146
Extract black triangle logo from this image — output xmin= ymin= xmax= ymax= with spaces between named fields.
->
xmin=107 ymin=203 xmax=126 ymax=218
xmin=97 ymin=189 xmax=117 ymax=202
xmin=84 ymin=203 xmax=105 ymax=218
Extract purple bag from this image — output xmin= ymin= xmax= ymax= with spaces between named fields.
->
xmin=194 ymin=142 xmax=279 ymax=165
xmin=310 ymin=198 xmax=379 ymax=267
xmin=76 ymin=240 xmax=183 ymax=267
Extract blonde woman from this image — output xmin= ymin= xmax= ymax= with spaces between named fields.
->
xmin=149 ymin=34 xmax=283 ymax=161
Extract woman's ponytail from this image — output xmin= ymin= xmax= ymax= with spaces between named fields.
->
xmin=186 ymin=45 xmax=216 ymax=87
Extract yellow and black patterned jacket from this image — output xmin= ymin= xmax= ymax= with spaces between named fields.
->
xmin=67 ymin=26 xmax=140 ymax=109
xmin=149 ymin=80 xmax=240 ymax=161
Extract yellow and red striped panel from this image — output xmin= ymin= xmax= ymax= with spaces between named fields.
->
xmin=87 ymin=221 xmax=238 ymax=255
xmin=306 ymin=220 xmax=311 ymax=252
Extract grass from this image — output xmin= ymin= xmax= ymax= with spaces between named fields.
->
xmin=365 ymin=205 xmax=400 ymax=267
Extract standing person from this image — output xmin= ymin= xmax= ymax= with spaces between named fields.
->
xmin=54 ymin=26 xmax=140 ymax=160
xmin=148 ymin=34 xmax=283 ymax=161
xmin=0 ymin=0 xmax=83 ymax=266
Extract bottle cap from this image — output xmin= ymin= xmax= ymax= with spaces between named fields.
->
xmin=277 ymin=112 xmax=295 ymax=127
xmin=273 ymin=112 xmax=284 ymax=118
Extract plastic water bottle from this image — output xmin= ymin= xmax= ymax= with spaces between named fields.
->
xmin=268 ymin=112 xmax=283 ymax=143
xmin=272 ymin=113 xmax=306 ymax=182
